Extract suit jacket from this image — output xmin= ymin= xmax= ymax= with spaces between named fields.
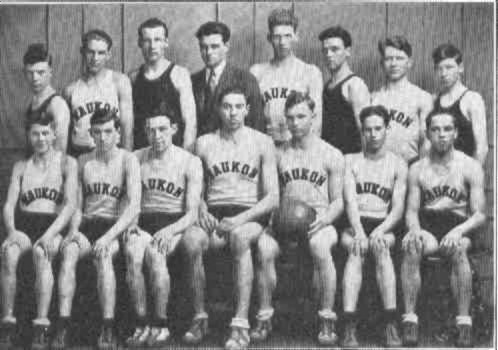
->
xmin=192 ymin=64 xmax=265 ymax=136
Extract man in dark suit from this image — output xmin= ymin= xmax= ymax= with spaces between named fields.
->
xmin=192 ymin=21 xmax=265 ymax=136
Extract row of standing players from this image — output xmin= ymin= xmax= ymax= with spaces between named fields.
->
xmin=2 ymin=8 xmax=488 ymax=350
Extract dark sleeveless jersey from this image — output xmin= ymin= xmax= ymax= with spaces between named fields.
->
xmin=322 ymin=74 xmax=361 ymax=154
xmin=132 ymin=63 xmax=183 ymax=149
xmin=433 ymin=90 xmax=475 ymax=157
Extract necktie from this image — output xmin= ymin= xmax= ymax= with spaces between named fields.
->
xmin=207 ymin=69 xmax=216 ymax=94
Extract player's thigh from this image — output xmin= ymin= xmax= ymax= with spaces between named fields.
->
xmin=309 ymin=225 xmax=338 ymax=257
xmin=61 ymin=232 xmax=92 ymax=260
xmin=180 ymin=225 xmax=209 ymax=256
xmin=123 ymin=227 xmax=152 ymax=262
xmin=418 ymin=229 xmax=439 ymax=256
xmin=45 ymin=233 xmax=63 ymax=261
xmin=256 ymin=228 xmax=280 ymax=261
xmin=1 ymin=230 xmax=32 ymax=262
xmin=230 ymin=221 xmax=264 ymax=252
xmin=340 ymin=227 xmax=355 ymax=251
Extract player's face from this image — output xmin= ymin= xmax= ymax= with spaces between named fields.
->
xmin=82 ymin=39 xmax=111 ymax=74
xmin=382 ymin=46 xmax=411 ymax=81
xmin=199 ymin=34 xmax=228 ymax=69
xmin=435 ymin=58 xmax=462 ymax=91
xmin=427 ymin=113 xmax=457 ymax=153
xmin=321 ymin=37 xmax=350 ymax=72
xmin=285 ymin=102 xmax=314 ymax=139
xmin=28 ymin=123 xmax=55 ymax=154
xmin=139 ymin=26 xmax=168 ymax=63
xmin=218 ymin=93 xmax=248 ymax=131
xmin=90 ymin=120 xmax=119 ymax=152
xmin=268 ymin=25 xmax=297 ymax=59
xmin=24 ymin=62 xmax=52 ymax=93
xmin=362 ymin=115 xmax=387 ymax=152
xmin=145 ymin=116 xmax=177 ymax=152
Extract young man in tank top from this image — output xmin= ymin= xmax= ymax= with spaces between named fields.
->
xmin=372 ymin=36 xmax=433 ymax=165
xmin=129 ymin=18 xmax=196 ymax=151
xmin=184 ymin=86 xmax=278 ymax=350
xmin=400 ymin=110 xmax=485 ymax=347
xmin=53 ymin=109 xmax=141 ymax=350
xmin=64 ymin=29 xmax=134 ymax=156
xmin=319 ymin=26 xmax=370 ymax=154
xmin=432 ymin=43 xmax=488 ymax=165
xmin=252 ymin=91 xmax=344 ymax=346
xmin=23 ymin=43 xmax=70 ymax=153
xmin=0 ymin=111 xmax=78 ymax=349
xmin=341 ymin=105 xmax=407 ymax=348
xmin=250 ymin=8 xmax=323 ymax=145
xmin=123 ymin=103 xmax=203 ymax=347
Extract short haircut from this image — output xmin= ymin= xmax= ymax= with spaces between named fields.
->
xmin=359 ymin=105 xmax=390 ymax=127
xmin=138 ymin=18 xmax=169 ymax=40
xmin=285 ymin=91 xmax=315 ymax=113
xmin=146 ymin=102 xmax=180 ymax=126
xmin=25 ymin=109 xmax=54 ymax=132
xmin=268 ymin=8 xmax=298 ymax=32
xmin=217 ymin=85 xmax=248 ymax=105
xmin=318 ymin=26 xmax=352 ymax=48
xmin=82 ymin=29 xmax=113 ymax=50
xmin=378 ymin=35 xmax=412 ymax=57
xmin=425 ymin=109 xmax=457 ymax=130
xmin=195 ymin=21 xmax=230 ymax=43
xmin=432 ymin=43 xmax=462 ymax=65
xmin=23 ymin=43 xmax=52 ymax=66
xmin=90 ymin=108 xmax=120 ymax=129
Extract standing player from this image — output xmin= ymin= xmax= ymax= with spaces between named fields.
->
xmin=23 ymin=43 xmax=70 ymax=153
xmin=432 ymin=43 xmax=488 ymax=165
xmin=52 ymin=109 xmax=141 ymax=350
xmin=319 ymin=26 xmax=370 ymax=154
xmin=341 ymin=105 xmax=407 ymax=347
xmin=400 ymin=110 xmax=485 ymax=347
xmin=64 ymin=29 xmax=134 ymax=156
xmin=372 ymin=36 xmax=433 ymax=164
xmin=250 ymin=8 xmax=323 ymax=145
xmin=123 ymin=103 xmax=203 ymax=347
xmin=0 ymin=111 xmax=77 ymax=349
xmin=130 ymin=18 xmax=197 ymax=151
xmin=252 ymin=91 xmax=344 ymax=346
xmin=183 ymin=86 xmax=278 ymax=350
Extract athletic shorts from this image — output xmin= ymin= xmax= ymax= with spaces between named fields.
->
xmin=138 ymin=212 xmax=183 ymax=234
xmin=15 ymin=210 xmax=58 ymax=242
xmin=208 ymin=205 xmax=270 ymax=228
xmin=419 ymin=209 xmax=469 ymax=241
xmin=79 ymin=217 xmax=117 ymax=244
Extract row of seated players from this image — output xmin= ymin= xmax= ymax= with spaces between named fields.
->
xmin=0 ymin=87 xmax=485 ymax=350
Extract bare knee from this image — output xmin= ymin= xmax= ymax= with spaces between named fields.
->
xmin=182 ymin=227 xmax=208 ymax=258
xmin=230 ymin=227 xmax=252 ymax=257
xmin=257 ymin=234 xmax=279 ymax=265
xmin=124 ymin=242 xmax=145 ymax=270
xmin=309 ymin=237 xmax=331 ymax=262
xmin=2 ymin=245 xmax=22 ymax=273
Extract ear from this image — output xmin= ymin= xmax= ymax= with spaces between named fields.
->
xmin=345 ymin=46 xmax=351 ymax=58
xmin=164 ymin=37 xmax=169 ymax=48
xmin=171 ymin=123 xmax=178 ymax=135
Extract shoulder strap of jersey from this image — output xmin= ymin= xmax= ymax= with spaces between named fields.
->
xmin=456 ymin=89 xmax=470 ymax=102
xmin=165 ymin=62 xmax=175 ymax=77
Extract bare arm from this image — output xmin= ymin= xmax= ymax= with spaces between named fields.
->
xmin=116 ymin=73 xmax=134 ymax=150
xmin=68 ymin=160 xmax=84 ymax=235
xmin=418 ymin=92 xmax=433 ymax=158
xmin=343 ymin=156 xmax=366 ymax=237
xmin=465 ymin=92 xmax=488 ymax=165
xmin=347 ymin=78 xmax=370 ymax=138
xmin=3 ymin=162 xmax=24 ymax=236
xmin=172 ymin=66 xmax=197 ymax=152
xmin=48 ymin=97 xmax=70 ymax=153
xmin=405 ymin=163 xmax=422 ymax=232
xmin=323 ymin=151 xmax=344 ymax=224
xmin=309 ymin=66 xmax=323 ymax=136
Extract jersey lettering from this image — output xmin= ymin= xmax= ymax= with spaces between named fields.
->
xmin=72 ymin=101 xmax=119 ymax=121
xmin=356 ymin=182 xmax=392 ymax=203
xmin=263 ymin=87 xmax=297 ymax=104
xmin=20 ymin=187 xmax=63 ymax=207
xmin=280 ymin=167 xmax=326 ymax=187
xmin=388 ymin=109 xmax=413 ymax=128
xmin=142 ymin=178 xmax=184 ymax=198
xmin=422 ymin=185 xmax=467 ymax=204
xmin=206 ymin=161 xmax=258 ymax=179
xmin=84 ymin=182 xmax=123 ymax=199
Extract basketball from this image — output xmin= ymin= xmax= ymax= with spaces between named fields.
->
xmin=272 ymin=197 xmax=317 ymax=242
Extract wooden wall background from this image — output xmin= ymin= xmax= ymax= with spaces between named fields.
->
xmin=0 ymin=2 xmax=494 ymax=304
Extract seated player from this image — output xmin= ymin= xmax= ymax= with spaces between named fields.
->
xmin=252 ymin=91 xmax=345 ymax=346
xmin=184 ymin=86 xmax=279 ymax=350
xmin=52 ymin=109 xmax=141 ymax=350
xmin=400 ymin=110 xmax=485 ymax=347
xmin=341 ymin=105 xmax=407 ymax=348
xmin=123 ymin=103 xmax=203 ymax=347
xmin=0 ymin=111 xmax=77 ymax=349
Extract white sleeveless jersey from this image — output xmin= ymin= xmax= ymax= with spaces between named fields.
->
xmin=81 ymin=148 xmax=128 ymax=219
xmin=349 ymin=151 xmax=401 ymax=219
xmin=278 ymin=139 xmax=337 ymax=214
xmin=199 ymin=127 xmax=268 ymax=207
xmin=69 ymin=70 xmax=120 ymax=149
xmin=136 ymin=145 xmax=199 ymax=214
xmin=371 ymin=83 xmax=430 ymax=162
xmin=19 ymin=151 xmax=65 ymax=214
xmin=252 ymin=57 xmax=320 ymax=142
xmin=418 ymin=152 xmax=470 ymax=217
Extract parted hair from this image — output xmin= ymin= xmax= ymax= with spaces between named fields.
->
xmin=318 ymin=26 xmax=352 ymax=48
xmin=359 ymin=105 xmax=390 ymax=127
xmin=217 ymin=85 xmax=248 ymax=105
xmin=25 ymin=109 xmax=55 ymax=131
xmin=138 ymin=18 xmax=169 ymax=40
xmin=196 ymin=21 xmax=231 ymax=43
xmin=432 ymin=43 xmax=462 ymax=65
xmin=425 ymin=109 xmax=457 ymax=130
xmin=285 ymin=91 xmax=315 ymax=112
xmin=145 ymin=102 xmax=181 ymax=126
xmin=90 ymin=108 xmax=120 ymax=129
xmin=23 ymin=43 xmax=52 ymax=66
xmin=268 ymin=8 xmax=298 ymax=32
xmin=82 ymin=29 xmax=113 ymax=50
xmin=378 ymin=35 xmax=412 ymax=57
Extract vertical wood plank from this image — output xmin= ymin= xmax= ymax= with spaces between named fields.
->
xmin=83 ymin=4 xmax=123 ymax=72
xmin=294 ymin=2 xmax=385 ymax=91
xmin=48 ymin=5 xmax=83 ymax=91
xmin=0 ymin=5 xmax=47 ymax=148
xmin=218 ymin=1 xmax=254 ymax=70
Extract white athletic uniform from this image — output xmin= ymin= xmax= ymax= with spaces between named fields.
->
xmin=348 ymin=151 xmax=403 ymax=219
xmin=68 ymin=70 xmax=120 ymax=149
xmin=371 ymin=82 xmax=431 ymax=162
xmin=136 ymin=145 xmax=200 ymax=214
xmin=251 ymin=57 xmax=322 ymax=142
